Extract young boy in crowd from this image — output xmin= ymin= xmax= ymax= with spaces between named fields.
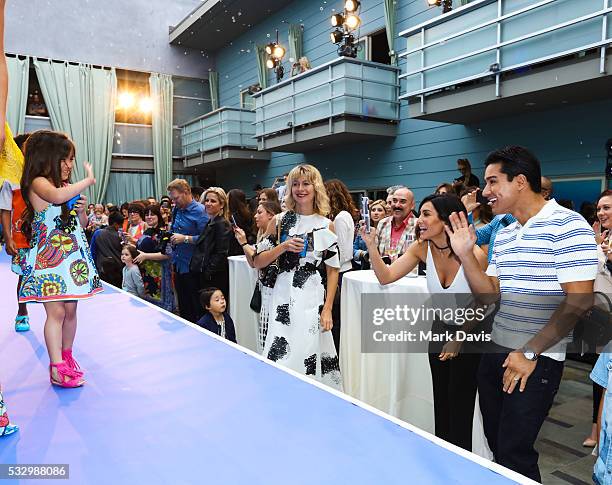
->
xmin=196 ymin=288 xmax=236 ymax=343
xmin=121 ymin=246 xmax=145 ymax=298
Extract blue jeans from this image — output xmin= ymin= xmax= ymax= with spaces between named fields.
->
xmin=477 ymin=348 xmax=563 ymax=482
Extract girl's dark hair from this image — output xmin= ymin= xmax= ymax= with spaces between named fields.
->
xmin=20 ymin=130 xmax=75 ymax=241
xmin=120 ymin=202 xmax=129 ymax=212
xmin=259 ymin=200 xmax=282 ymax=216
xmin=259 ymin=188 xmax=279 ymax=205
xmin=228 ymin=189 xmax=254 ymax=230
xmin=123 ymin=245 xmax=139 ymax=259
xmin=325 ymin=179 xmax=359 ymax=221
xmin=199 ymin=287 xmax=223 ymax=312
xmin=415 ymin=194 xmax=468 ymax=257
xmin=145 ymin=204 xmax=165 ymax=230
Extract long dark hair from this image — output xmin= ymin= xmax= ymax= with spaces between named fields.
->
xmin=21 ymin=130 xmax=75 ymax=241
xmin=415 ymin=194 xmax=468 ymax=257
xmin=228 ymin=189 xmax=254 ymax=230
xmin=325 ymin=179 xmax=359 ymax=221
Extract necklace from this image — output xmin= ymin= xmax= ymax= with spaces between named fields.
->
xmin=430 ymin=240 xmax=450 ymax=251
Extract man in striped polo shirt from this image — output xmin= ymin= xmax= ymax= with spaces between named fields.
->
xmin=446 ymin=146 xmax=597 ymax=481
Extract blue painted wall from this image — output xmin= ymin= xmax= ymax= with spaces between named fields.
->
xmin=211 ymin=0 xmax=609 ymax=201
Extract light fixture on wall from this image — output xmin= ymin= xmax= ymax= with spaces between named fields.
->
xmin=265 ymin=29 xmax=286 ymax=83
xmin=330 ymin=0 xmax=362 ymax=58
xmin=116 ymin=91 xmax=153 ymax=114
xmin=426 ymin=0 xmax=452 ymax=13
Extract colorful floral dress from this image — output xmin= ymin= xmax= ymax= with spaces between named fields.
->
xmin=256 ymin=211 xmax=343 ymax=390
xmin=18 ymin=204 xmax=103 ymax=302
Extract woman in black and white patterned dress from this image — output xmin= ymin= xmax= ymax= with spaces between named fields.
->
xmin=253 ymin=165 xmax=342 ymax=390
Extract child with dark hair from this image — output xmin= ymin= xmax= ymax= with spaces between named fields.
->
xmin=196 ymin=288 xmax=236 ymax=343
xmin=121 ymin=245 xmax=145 ymax=298
xmin=18 ymin=130 xmax=102 ymax=388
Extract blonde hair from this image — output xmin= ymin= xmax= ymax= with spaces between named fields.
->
xmin=201 ymin=187 xmax=229 ymax=220
xmin=167 ymin=178 xmax=191 ymax=194
xmin=369 ymin=199 xmax=386 ymax=212
xmin=284 ymin=164 xmax=330 ymax=216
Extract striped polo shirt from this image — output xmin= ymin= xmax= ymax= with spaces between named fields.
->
xmin=486 ymin=199 xmax=597 ymax=361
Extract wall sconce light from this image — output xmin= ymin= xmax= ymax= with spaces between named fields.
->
xmin=266 ymin=30 xmax=286 ymax=82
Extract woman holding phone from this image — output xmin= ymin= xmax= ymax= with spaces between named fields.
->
xmin=253 ymin=164 xmax=342 ymax=389
xmin=191 ymin=187 xmax=231 ymax=313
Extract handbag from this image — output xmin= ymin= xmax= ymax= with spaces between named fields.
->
xmin=249 ymin=282 xmax=262 ymax=313
xmin=573 ymin=291 xmax=612 ymax=353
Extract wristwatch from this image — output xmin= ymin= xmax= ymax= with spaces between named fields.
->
xmin=521 ymin=346 xmax=539 ymax=361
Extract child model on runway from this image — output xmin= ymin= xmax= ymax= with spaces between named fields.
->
xmin=19 ymin=131 xmax=103 ymax=388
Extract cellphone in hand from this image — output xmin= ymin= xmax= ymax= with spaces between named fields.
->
xmin=361 ymin=196 xmax=371 ymax=233
xmin=476 ymin=190 xmax=488 ymax=206
xmin=231 ymin=214 xmax=238 ymax=228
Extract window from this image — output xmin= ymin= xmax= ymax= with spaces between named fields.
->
xmin=240 ymin=89 xmax=256 ymax=111
xmin=26 ymin=65 xmax=48 ymax=117
xmin=115 ymin=70 xmax=152 ymax=125
xmin=356 ymin=29 xmax=391 ymax=65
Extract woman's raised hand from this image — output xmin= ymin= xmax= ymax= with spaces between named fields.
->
xmin=359 ymin=220 xmax=377 ymax=248
xmin=233 ymin=226 xmax=247 ymax=245
xmin=445 ymin=211 xmax=476 ymax=258
xmin=461 ymin=189 xmax=480 ymax=213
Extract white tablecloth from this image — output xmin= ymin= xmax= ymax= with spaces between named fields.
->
xmin=340 ymin=270 xmax=491 ymax=458
xmin=228 ymin=255 xmax=259 ymax=353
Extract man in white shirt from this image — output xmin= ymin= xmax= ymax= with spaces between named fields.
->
xmin=446 ymin=146 xmax=597 ymax=481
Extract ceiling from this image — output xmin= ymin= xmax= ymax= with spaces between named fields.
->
xmin=170 ymin=0 xmax=294 ymax=52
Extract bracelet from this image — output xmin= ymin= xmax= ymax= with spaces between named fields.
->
xmin=241 ymin=242 xmax=248 ymax=247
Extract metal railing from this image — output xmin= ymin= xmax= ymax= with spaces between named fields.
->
xmin=252 ymin=57 xmax=400 ymax=141
xmin=398 ymin=0 xmax=611 ymax=110
xmin=180 ymin=107 xmax=257 ymax=158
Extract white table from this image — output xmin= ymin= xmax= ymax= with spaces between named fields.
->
xmin=340 ymin=270 xmax=491 ymax=458
xmin=228 ymin=255 xmax=259 ymax=353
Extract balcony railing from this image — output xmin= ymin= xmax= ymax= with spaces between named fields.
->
xmin=399 ymin=0 xmax=612 ymax=111
xmin=181 ymin=107 xmax=257 ymax=158
xmin=253 ymin=57 xmax=400 ymax=152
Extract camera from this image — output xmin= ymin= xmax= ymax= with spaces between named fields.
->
xmin=159 ymin=230 xmax=173 ymax=253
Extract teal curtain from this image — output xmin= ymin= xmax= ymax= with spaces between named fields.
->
xmin=6 ymin=56 xmax=29 ymax=135
xmin=255 ymin=45 xmax=268 ymax=90
xmin=209 ymin=71 xmax=219 ymax=111
xmin=383 ymin=0 xmax=397 ymax=65
xmin=149 ymin=73 xmax=174 ymax=200
xmin=33 ymin=59 xmax=117 ymax=203
xmin=288 ymin=24 xmax=303 ymax=63
xmin=104 ymin=171 xmax=155 ymax=205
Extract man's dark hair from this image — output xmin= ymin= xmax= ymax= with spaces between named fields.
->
xmin=109 ymin=211 xmax=124 ymax=226
xmin=484 ymin=146 xmax=541 ymax=193
xmin=191 ymin=186 xmax=204 ymax=200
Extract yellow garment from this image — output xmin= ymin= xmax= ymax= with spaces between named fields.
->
xmin=0 ymin=123 xmax=25 ymax=187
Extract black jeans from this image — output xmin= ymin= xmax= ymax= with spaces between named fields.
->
xmin=174 ymin=271 xmax=202 ymax=323
xmin=428 ymin=321 xmax=481 ymax=452
xmin=477 ymin=348 xmax=564 ymax=482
